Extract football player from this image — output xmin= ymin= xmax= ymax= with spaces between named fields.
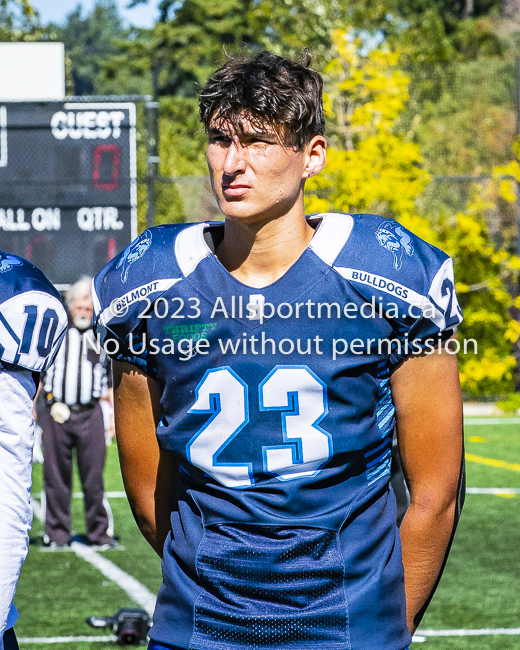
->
xmin=93 ymin=51 xmax=465 ymax=650
xmin=0 ymin=252 xmax=67 ymax=650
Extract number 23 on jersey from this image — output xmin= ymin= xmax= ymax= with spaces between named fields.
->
xmin=186 ymin=365 xmax=333 ymax=488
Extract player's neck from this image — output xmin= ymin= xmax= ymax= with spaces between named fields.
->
xmin=216 ymin=209 xmax=315 ymax=288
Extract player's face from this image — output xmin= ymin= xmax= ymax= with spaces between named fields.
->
xmin=206 ymin=116 xmax=324 ymax=223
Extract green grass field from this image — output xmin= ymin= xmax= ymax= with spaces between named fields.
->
xmin=13 ymin=418 xmax=520 ymax=649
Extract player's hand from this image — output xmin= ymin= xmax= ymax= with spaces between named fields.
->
xmin=109 ymin=414 xmax=116 ymax=439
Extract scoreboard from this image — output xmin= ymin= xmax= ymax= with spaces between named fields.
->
xmin=0 ymin=101 xmax=137 ymax=287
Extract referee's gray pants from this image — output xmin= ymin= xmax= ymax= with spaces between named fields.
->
xmin=41 ymin=402 xmax=112 ymax=545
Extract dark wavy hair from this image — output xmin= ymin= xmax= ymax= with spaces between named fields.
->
xmin=199 ymin=51 xmax=325 ymax=148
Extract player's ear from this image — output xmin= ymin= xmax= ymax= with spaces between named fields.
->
xmin=302 ymin=135 xmax=327 ymax=180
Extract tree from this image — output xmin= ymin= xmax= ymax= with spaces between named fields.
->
xmin=121 ymin=0 xmax=396 ymax=98
xmin=305 ymin=30 xmax=430 ymax=219
xmin=463 ymin=0 xmax=474 ymax=18
xmin=123 ymin=0 xmax=260 ymax=98
xmin=305 ymin=28 xmax=520 ymax=396
xmin=403 ymin=188 xmax=520 ymax=396
xmin=395 ymin=0 xmax=502 ymax=27
xmin=388 ymin=0 xmax=504 ymax=63
xmin=0 ymin=0 xmax=49 ymax=41
xmin=50 ymin=0 xmax=139 ymax=96
xmin=402 ymin=57 xmax=516 ymax=178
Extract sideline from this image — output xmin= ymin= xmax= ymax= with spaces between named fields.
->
xmin=30 ymin=496 xmax=156 ymax=616
xmin=464 ymin=418 xmax=520 ymax=425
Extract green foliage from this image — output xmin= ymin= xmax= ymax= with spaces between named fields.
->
xmin=306 ymin=30 xmax=430 ymax=219
xmin=389 ymin=0 xmax=504 ymax=64
xmin=158 ymin=96 xmax=207 ymax=177
xmin=403 ymin=58 xmax=516 ymax=177
xmin=496 ymin=393 xmax=520 ymax=413
xmin=117 ymin=0 xmax=397 ymax=99
xmin=0 ymin=0 xmax=50 ymax=41
xmin=146 ymin=97 xmax=211 ymax=226
xmin=251 ymin=0 xmax=362 ymax=59
xmin=130 ymin=0 xmax=259 ymax=98
xmin=396 ymin=0 xmax=502 ymax=31
xmin=305 ymin=30 xmax=519 ymax=396
xmin=102 ymin=27 xmax=154 ymax=96
xmin=50 ymin=0 xmax=139 ymax=96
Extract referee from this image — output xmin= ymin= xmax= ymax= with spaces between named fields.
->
xmin=39 ymin=277 xmax=115 ymax=549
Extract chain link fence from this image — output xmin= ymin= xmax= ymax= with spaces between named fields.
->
xmin=3 ymin=59 xmax=520 ymax=252
xmin=403 ymin=57 xmax=520 ymax=254
xmin=144 ymin=57 xmax=520 ymax=237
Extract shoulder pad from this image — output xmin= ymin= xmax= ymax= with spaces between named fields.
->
xmin=330 ymin=214 xmax=463 ymax=338
xmin=93 ymin=223 xmax=207 ymax=366
xmin=333 ymin=213 xmax=448 ymax=289
xmin=0 ymin=251 xmax=67 ymax=371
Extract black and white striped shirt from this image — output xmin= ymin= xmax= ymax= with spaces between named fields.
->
xmin=42 ymin=324 xmax=110 ymax=406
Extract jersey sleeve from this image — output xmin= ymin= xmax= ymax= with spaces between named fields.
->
xmin=0 ymin=253 xmax=67 ymax=373
xmin=407 ymin=256 xmax=462 ymax=338
xmin=333 ymin=215 xmax=463 ymax=365
xmin=92 ymin=227 xmax=185 ymax=375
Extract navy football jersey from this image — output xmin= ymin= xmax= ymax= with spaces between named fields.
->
xmin=0 ymin=251 xmax=67 ymax=373
xmin=93 ymin=213 xmax=462 ymax=650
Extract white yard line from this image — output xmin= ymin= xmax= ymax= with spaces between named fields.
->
xmin=29 ymin=481 xmax=520 ymax=645
xmin=71 ymin=542 xmax=156 ymax=614
xmin=18 ymin=636 xmax=117 ymax=644
xmin=467 ymin=487 xmax=520 ymax=494
xmin=30 ymin=496 xmax=156 ymax=616
xmin=36 ymin=491 xmax=127 ymax=499
xmin=417 ymin=628 xmax=520 ymax=637
xmin=74 ymin=491 xmax=127 ymax=499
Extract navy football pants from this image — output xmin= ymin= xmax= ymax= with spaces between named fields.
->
xmin=3 ymin=627 xmax=19 ymax=650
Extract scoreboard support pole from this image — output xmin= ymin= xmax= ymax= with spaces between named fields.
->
xmin=146 ymin=99 xmax=160 ymax=230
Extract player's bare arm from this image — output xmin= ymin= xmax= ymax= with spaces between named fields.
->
xmin=112 ymin=360 xmax=177 ymax=557
xmin=391 ymin=345 xmax=464 ymax=634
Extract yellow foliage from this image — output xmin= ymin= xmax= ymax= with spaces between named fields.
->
xmin=463 ymin=311 xmax=504 ymax=327
xmin=499 ymin=180 xmax=516 ymax=203
xmin=304 ymin=28 xmax=520 ymax=395
xmin=397 ymin=214 xmax=439 ymax=246
xmin=459 ymin=351 xmax=517 ymax=394
xmin=494 ymin=159 xmax=520 ymax=183
xmin=306 ymin=29 xmax=430 ymax=219
xmin=505 ymin=320 xmax=520 ymax=344
xmin=323 ymin=30 xmax=410 ymax=139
